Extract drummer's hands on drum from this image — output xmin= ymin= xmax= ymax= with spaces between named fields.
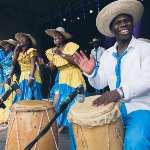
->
xmin=73 ymin=50 xmax=95 ymax=74
xmin=92 ymin=90 xmax=120 ymax=106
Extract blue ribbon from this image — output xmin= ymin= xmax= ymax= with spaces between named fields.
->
xmin=112 ymin=50 xmax=128 ymax=88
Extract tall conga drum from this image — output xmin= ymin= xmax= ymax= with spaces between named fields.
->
xmin=68 ymin=95 xmax=124 ymax=150
xmin=5 ymin=100 xmax=58 ymax=150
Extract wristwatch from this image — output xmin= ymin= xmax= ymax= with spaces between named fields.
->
xmin=61 ymin=54 xmax=66 ymax=58
xmin=116 ymin=88 xmax=124 ymax=99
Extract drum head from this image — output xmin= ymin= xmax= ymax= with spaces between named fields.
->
xmin=68 ymin=95 xmax=121 ymax=128
xmin=11 ymin=100 xmax=54 ymax=112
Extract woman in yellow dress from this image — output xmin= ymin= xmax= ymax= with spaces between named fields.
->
xmin=7 ymin=33 xmax=42 ymax=103
xmin=0 ymin=39 xmax=18 ymax=131
xmin=39 ymin=27 xmax=87 ymax=149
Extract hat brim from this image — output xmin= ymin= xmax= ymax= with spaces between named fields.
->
xmin=15 ymin=33 xmax=37 ymax=46
xmin=45 ymin=29 xmax=72 ymax=40
xmin=138 ymin=38 xmax=150 ymax=43
xmin=1 ymin=40 xmax=18 ymax=47
xmin=89 ymin=40 xmax=100 ymax=44
xmin=96 ymin=0 xmax=144 ymax=37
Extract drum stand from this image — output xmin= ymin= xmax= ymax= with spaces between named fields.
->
xmin=24 ymin=84 xmax=84 ymax=150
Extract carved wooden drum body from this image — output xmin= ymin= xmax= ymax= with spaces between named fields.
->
xmin=5 ymin=100 xmax=58 ymax=150
xmin=68 ymin=95 xmax=124 ymax=150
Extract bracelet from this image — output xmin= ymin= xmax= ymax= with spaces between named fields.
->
xmin=14 ymin=50 xmax=19 ymax=54
xmin=8 ymin=75 xmax=12 ymax=79
xmin=61 ymin=54 xmax=66 ymax=58
xmin=29 ymin=76 xmax=35 ymax=80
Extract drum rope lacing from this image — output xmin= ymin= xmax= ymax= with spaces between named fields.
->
xmin=45 ymin=108 xmax=59 ymax=150
xmin=76 ymin=124 xmax=88 ymax=150
xmin=105 ymin=115 xmax=110 ymax=150
xmin=114 ymin=124 xmax=124 ymax=145
xmin=114 ymin=106 xmax=124 ymax=146
xmin=5 ymin=107 xmax=59 ymax=150
xmin=15 ymin=111 xmax=21 ymax=150
xmin=34 ymin=110 xmax=44 ymax=150
xmin=5 ymin=110 xmax=20 ymax=150
xmin=76 ymin=124 xmax=79 ymax=149
xmin=75 ymin=114 xmax=124 ymax=150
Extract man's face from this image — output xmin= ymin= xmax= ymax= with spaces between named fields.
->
xmin=93 ymin=42 xmax=100 ymax=49
xmin=110 ymin=14 xmax=133 ymax=40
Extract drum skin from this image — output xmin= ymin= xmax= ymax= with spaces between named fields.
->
xmin=5 ymin=100 xmax=58 ymax=150
xmin=68 ymin=95 xmax=124 ymax=150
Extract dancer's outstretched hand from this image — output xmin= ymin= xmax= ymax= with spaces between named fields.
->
xmin=73 ymin=50 xmax=95 ymax=74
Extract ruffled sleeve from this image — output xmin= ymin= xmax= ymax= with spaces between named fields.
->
xmin=45 ymin=48 xmax=53 ymax=62
xmin=45 ymin=42 xmax=79 ymax=67
xmin=63 ymin=42 xmax=79 ymax=55
xmin=27 ymin=48 xmax=38 ymax=58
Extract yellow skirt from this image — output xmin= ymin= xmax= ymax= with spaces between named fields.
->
xmin=0 ymin=76 xmax=16 ymax=124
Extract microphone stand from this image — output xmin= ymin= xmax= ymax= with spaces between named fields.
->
xmin=24 ymin=85 xmax=83 ymax=150
xmin=0 ymin=81 xmax=22 ymax=109
xmin=0 ymin=88 xmax=13 ymax=109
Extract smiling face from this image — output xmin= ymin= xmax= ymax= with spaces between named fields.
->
xmin=4 ymin=43 xmax=14 ymax=53
xmin=53 ymin=31 xmax=65 ymax=45
xmin=20 ymin=36 xmax=28 ymax=46
xmin=110 ymin=14 xmax=133 ymax=41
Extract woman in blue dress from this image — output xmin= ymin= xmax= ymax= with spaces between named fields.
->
xmin=0 ymin=39 xmax=18 ymax=131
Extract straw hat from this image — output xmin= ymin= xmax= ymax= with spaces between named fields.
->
xmin=0 ymin=39 xmax=18 ymax=47
xmin=15 ymin=32 xmax=37 ymax=46
xmin=89 ymin=38 xmax=100 ymax=44
xmin=96 ymin=0 xmax=144 ymax=37
xmin=45 ymin=27 xmax=72 ymax=40
xmin=138 ymin=38 xmax=150 ymax=43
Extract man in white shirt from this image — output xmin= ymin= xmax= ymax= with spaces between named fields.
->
xmin=73 ymin=0 xmax=150 ymax=149
xmin=89 ymin=38 xmax=105 ymax=94
xmin=90 ymin=38 xmax=105 ymax=68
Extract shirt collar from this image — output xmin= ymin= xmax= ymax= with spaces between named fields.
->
xmin=94 ymin=46 xmax=100 ymax=51
xmin=108 ymin=36 xmax=137 ymax=53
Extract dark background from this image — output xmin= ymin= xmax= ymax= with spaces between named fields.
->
xmin=0 ymin=0 xmax=149 ymax=97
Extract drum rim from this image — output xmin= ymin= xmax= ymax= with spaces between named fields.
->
xmin=11 ymin=100 xmax=54 ymax=111
xmin=68 ymin=96 xmax=121 ymax=128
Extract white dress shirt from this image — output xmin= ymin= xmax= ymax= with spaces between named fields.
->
xmin=85 ymin=36 xmax=150 ymax=114
xmin=91 ymin=46 xmax=105 ymax=67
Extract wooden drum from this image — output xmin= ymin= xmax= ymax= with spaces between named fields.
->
xmin=68 ymin=95 xmax=124 ymax=150
xmin=5 ymin=100 xmax=58 ymax=150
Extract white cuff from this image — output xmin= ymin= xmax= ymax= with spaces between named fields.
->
xmin=83 ymin=69 xmax=96 ymax=78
